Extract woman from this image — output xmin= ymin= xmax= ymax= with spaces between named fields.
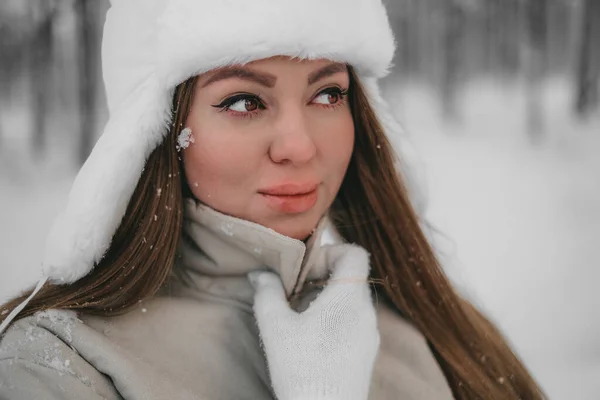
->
xmin=0 ymin=0 xmax=545 ymax=399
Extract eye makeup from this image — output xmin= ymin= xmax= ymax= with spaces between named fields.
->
xmin=210 ymin=86 xmax=350 ymax=119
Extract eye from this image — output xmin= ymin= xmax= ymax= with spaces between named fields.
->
xmin=211 ymin=94 xmax=266 ymax=115
xmin=312 ymin=87 xmax=348 ymax=106
xmin=229 ymin=97 xmax=260 ymax=113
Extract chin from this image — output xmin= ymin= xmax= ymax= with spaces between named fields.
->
xmin=286 ymin=228 xmax=314 ymax=241
xmin=266 ymin=214 xmax=321 ymax=241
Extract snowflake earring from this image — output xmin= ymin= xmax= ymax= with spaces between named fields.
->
xmin=176 ymin=127 xmax=195 ymax=152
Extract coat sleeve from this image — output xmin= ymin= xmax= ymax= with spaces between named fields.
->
xmin=0 ymin=358 xmax=122 ymax=399
xmin=0 ymin=318 xmax=123 ymax=400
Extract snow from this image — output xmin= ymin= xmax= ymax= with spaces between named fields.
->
xmin=1 ymin=75 xmax=598 ymax=399
xmin=220 ymin=222 xmax=235 ymax=237
xmin=34 ymin=309 xmax=81 ymax=343
xmin=42 ymin=348 xmax=74 ymax=376
xmin=176 ymin=127 xmax=195 ymax=151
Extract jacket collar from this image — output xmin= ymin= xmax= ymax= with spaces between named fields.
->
xmin=173 ymin=198 xmax=336 ymax=302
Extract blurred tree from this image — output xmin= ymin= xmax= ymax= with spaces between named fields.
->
xmin=482 ymin=0 xmax=495 ymax=73
xmin=525 ymin=0 xmax=548 ymax=141
xmin=0 ymin=0 xmax=59 ymax=157
xmin=30 ymin=3 xmax=58 ymax=158
xmin=575 ymin=0 xmax=600 ymax=118
xmin=441 ymin=0 xmax=466 ymax=121
xmin=74 ymin=0 xmax=101 ymax=165
xmin=0 ymin=1 xmax=34 ymax=98
xmin=390 ymin=0 xmax=419 ymax=78
xmin=497 ymin=0 xmax=521 ymax=75
xmin=547 ymin=0 xmax=571 ymax=72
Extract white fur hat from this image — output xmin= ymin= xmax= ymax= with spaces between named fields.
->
xmin=0 ymin=0 xmax=430 ymax=334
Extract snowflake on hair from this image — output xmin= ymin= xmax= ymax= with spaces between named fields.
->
xmin=176 ymin=127 xmax=195 ymax=152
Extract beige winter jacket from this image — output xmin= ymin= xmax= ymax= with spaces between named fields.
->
xmin=0 ymin=199 xmax=454 ymax=399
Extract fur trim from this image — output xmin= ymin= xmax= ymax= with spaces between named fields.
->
xmin=43 ymin=79 xmax=172 ymax=283
xmin=156 ymin=0 xmax=395 ymax=88
xmin=42 ymin=0 xmax=401 ymax=284
xmin=103 ymin=0 xmax=396 ymax=113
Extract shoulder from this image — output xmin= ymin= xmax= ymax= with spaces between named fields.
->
xmin=1 ymin=310 xmax=85 ymax=366
xmin=0 ymin=310 xmax=121 ymax=399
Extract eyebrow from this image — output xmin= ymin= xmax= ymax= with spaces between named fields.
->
xmin=200 ymin=62 xmax=348 ymax=89
xmin=307 ymin=63 xmax=348 ymax=85
xmin=201 ymin=68 xmax=276 ymax=88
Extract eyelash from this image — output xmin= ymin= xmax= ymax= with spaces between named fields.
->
xmin=211 ymin=87 xmax=349 ymax=119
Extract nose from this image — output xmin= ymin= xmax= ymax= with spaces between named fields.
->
xmin=268 ymin=106 xmax=317 ymax=165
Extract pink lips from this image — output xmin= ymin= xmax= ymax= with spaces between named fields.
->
xmin=258 ymin=183 xmax=319 ymax=214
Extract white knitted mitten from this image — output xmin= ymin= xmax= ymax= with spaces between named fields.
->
xmin=249 ymin=244 xmax=380 ymax=400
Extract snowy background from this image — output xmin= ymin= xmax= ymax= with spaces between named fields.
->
xmin=386 ymin=78 xmax=600 ymax=400
xmin=1 ymin=1 xmax=599 ymax=399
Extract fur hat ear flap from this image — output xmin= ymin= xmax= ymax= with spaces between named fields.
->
xmin=42 ymin=81 xmax=173 ymax=285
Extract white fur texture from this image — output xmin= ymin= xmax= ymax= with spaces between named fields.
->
xmin=42 ymin=0 xmax=403 ymax=284
xmin=103 ymin=0 xmax=395 ymax=114
xmin=43 ymin=80 xmax=172 ymax=283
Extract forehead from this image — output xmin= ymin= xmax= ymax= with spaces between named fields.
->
xmin=197 ymin=57 xmax=349 ymax=89
xmin=247 ymin=56 xmax=339 ymax=68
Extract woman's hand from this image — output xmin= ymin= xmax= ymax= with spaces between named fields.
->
xmin=248 ymin=244 xmax=380 ymax=400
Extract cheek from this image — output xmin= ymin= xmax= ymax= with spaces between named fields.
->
xmin=316 ymin=114 xmax=355 ymax=187
xmin=181 ymin=123 xmax=262 ymax=204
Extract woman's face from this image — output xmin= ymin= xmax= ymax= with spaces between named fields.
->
xmin=182 ymin=56 xmax=355 ymax=240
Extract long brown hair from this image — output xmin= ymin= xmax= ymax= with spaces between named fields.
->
xmin=1 ymin=68 xmax=544 ymax=399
